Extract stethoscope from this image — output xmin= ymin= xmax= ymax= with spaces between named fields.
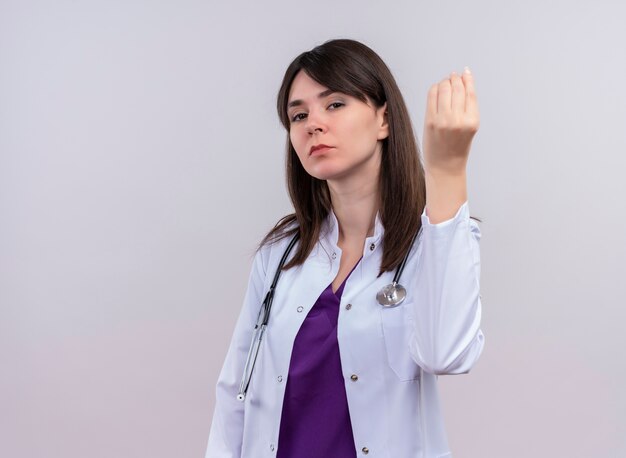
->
xmin=237 ymin=225 xmax=423 ymax=401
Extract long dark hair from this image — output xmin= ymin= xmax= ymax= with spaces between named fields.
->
xmin=256 ymin=38 xmax=480 ymax=278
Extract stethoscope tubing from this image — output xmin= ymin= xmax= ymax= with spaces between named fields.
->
xmin=237 ymin=224 xmax=421 ymax=401
xmin=237 ymin=231 xmax=300 ymax=401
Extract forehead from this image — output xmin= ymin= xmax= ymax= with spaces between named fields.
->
xmin=288 ymin=71 xmax=330 ymax=101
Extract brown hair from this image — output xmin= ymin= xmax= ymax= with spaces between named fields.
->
xmin=256 ymin=38 xmax=481 ymax=278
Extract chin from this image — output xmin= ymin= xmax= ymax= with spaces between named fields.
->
xmin=306 ymin=165 xmax=351 ymax=181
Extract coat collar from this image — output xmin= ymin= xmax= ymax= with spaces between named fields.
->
xmin=319 ymin=207 xmax=385 ymax=257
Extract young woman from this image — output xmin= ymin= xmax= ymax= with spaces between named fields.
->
xmin=206 ymin=38 xmax=484 ymax=458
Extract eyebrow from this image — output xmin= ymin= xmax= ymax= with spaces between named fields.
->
xmin=287 ymin=89 xmax=337 ymax=109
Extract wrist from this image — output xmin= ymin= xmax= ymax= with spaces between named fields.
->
xmin=425 ymin=164 xmax=467 ymax=180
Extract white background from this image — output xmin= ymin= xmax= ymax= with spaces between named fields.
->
xmin=2 ymin=0 xmax=625 ymax=456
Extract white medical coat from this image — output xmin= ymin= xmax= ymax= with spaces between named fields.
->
xmin=206 ymin=200 xmax=484 ymax=458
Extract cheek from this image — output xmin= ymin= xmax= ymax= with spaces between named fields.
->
xmin=343 ymin=119 xmax=376 ymax=151
xmin=289 ymin=129 xmax=295 ymax=146
xmin=289 ymin=129 xmax=304 ymax=152
xmin=289 ymin=131 xmax=307 ymax=161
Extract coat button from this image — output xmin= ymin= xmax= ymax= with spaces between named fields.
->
xmin=350 ymin=374 xmax=358 ymax=381
xmin=369 ymin=243 xmax=375 ymax=251
xmin=277 ymin=375 xmax=283 ymax=382
xmin=361 ymin=446 xmax=369 ymax=454
xmin=331 ymin=251 xmax=337 ymax=260
xmin=297 ymin=306 xmax=303 ymax=312
xmin=270 ymin=443 xmax=275 ymax=451
xmin=345 ymin=303 xmax=352 ymax=310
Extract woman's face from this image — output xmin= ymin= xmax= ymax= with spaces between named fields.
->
xmin=287 ymin=70 xmax=388 ymax=182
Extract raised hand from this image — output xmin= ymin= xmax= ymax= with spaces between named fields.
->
xmin=422 ymin=67 xmax=480 ymax=175
xmin=422 ymin=67 xmax=480 ymax=223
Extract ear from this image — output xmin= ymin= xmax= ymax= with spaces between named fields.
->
xmin=376 ymin=102 xmax=389 ymax=140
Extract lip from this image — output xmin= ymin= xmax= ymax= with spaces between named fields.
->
xmin=310 ymin=144 xmax=334 ymax=155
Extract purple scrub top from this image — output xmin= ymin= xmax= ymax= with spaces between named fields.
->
xmin=276 ymin=257 xmax=362 ymax=458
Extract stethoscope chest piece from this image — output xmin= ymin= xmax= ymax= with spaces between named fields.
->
xmin=376 ymin=225 xmax=421 ymax=308
xmin=237 ymin=224 xmax=422 ymax=401
xmin=376 ymin=282 xmax=407 ymax=307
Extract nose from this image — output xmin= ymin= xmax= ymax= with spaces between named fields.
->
xmin=305 ymin=109 xmax=326 ymax=135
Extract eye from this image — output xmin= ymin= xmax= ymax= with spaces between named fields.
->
xmin=291 ymin=112 xmax=306 ymax=122
xmin=291 ymin=102 xmax=345 ymax=122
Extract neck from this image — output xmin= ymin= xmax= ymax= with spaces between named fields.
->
xmin=327 ymin=173 xmax=380 ymax=245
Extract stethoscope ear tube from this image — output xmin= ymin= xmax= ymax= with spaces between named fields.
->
xmin=237 ymin=224 xmax=421 ymax=401
xmin=237 ymin=231 xmax=300 ymax=402
xmin=237 ymin=324 xmax=265 ymax=401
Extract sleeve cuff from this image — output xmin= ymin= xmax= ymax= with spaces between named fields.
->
xmin=421 ymin=201 xmax=469 ymax=230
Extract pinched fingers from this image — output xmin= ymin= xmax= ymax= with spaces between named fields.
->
xmin=461 ymin=67 xmax=479 ymax=122
xmin=450 ymin=72 xmax=465 ymax=114
xmin=437 ymin=76 xmax=452 ymax=115
xmin=422 ymin=67 xmax=480 ymax=169
xmin=426 ymin=67 xmax=479 ymax=131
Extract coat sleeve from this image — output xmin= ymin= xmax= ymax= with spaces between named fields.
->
xmin=205 ymin=244 xmax=268 ymax=458
xmin=408 ymin=200 xmax=485 ymax=375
